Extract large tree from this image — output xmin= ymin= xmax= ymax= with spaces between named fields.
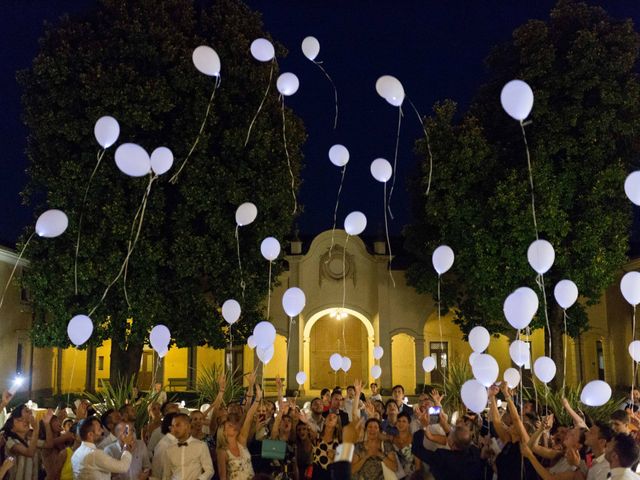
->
xmin=18 ymin=0 xmax=304 ymax=381
xmin=405 ymin=0 xmax=640 ymax=386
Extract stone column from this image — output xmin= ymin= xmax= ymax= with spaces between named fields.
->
xmin=415 ymin=335 xmax=425 ymax=393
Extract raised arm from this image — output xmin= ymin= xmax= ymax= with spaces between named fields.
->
xmin=239 ymin=384 xmax=262 ymax=446
xmin=270 ymin=399 xmax=289 ymax=440
xmin=561 ymin=398 xmax=588 ymax=430
xmin=501 ymin=382 xmax=529 ymax=444
xmin=520 ymin=441 xmax=577 ymax=480
xmin=208 ymin=373 xmax=227 ymax=434
xmin=529 ymin=416 xmax=561 ymax=460
xmin=488 ymin=385 xmax=510 ymax=444
xmin=352 ymin=380 xmax=363 ymax=421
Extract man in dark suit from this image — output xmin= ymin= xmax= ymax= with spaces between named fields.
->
xmin=322 ymin=390 xmax=350 ymax=427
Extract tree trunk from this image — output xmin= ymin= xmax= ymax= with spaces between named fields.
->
xmin=549 ymin=306 xmax=565 ymax=390
xmin=109 ymin=341 xmax=144 ymax=384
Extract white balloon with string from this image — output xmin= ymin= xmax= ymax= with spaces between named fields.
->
xmin=283 ymin=287 xmax=306 ymax=377
xmin=533 ymin=356 xmax=556 ymax=384
xmin=422 ymin=356 xmax=436 ymax=372
xmin=625 ymin=171 xmax=640 ymax=205
xmin=432 ymin=244 xmax=454 ymax=395
xmin=341 ymin=356 xmax=352 ymax=372
xmin=472 ymin=354 xmax=499 ymax=387
xmin=253 ymin=321 xmax=276 ymax=349
xmin=554 ymin=279 xmax=578 ymax=390
xmin=503 ymin=287 xmax=538 ymax=330
xmin=461 ymin=380 xmax=488 ymax=414
xmin=94 ymin=116 xmax=120 ymax=149
xmin=150 ymin=147 xmax=173 ymax=175
xmin=330 ymin=353 xmax=343 ymax=372
xmin=509 ymin=340 xmax=530 ymax=367
xmin=247 ymin=335 xmax=257 ymax=350
xmin=622 ymin=271 xmax=640 ymax=401
xmin=527 ymin=239 xmax=554 ymax=369
xmin=580 ymin=380 xmax=612 ymax=407
xmin=276 ymin=72 xmax=300 ymax=213
xmin=296 ymin=371 xmax=307 ymax=385
xmin=469 ymin=326 xmax=490 ymax=353
xmin=373 ymin=346 xmax=384 ymax=360
xmin=327 ymin=144 xmax=350 ymax=263
xmin=114 ymin=143 xmax=151 ymax=177
xmin=500 ymin=80 xmax=533 ymax=121
xmin=371 ymin=365 xmax=382 ymax=379
xmin=301 ymin=36 xmax=339 ymax=129
xmin=67 ymin=315 xmax=94 ymax=346
xmin=257 ymin=345 xmax=275 ymax=364
xmin=245 ymin=39 xmax=277 ymax=146
xmin=234 ymin=202 xmax=258 ymax=301
xmin=370 ymin=158 xmax=395 ymax=286
xmin=261 ymin=236 xmax=281 ymax=320
xmin=504 ymin=368 xmax=521 ymax=388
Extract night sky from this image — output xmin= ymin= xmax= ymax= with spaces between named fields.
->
xmin=1 ymin=1 xmax=639 ymax=247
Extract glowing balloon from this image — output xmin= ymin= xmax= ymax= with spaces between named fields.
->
xmin=503 ymin=287 xmax=538 ymax=330
xmin=375 ymin=75 xmax=404 ymax=106
xmin=621 ymin=271 xmax=640 ymax=306
xmin=328 ymin=144 xmax=349 ymax=167
xmin=373 ymin=346 xmax=384 ymax=360
xmin=277 ymin=73 xmax=299 ymax=96
xmin=341 ymin=356 xmax=352 ymax=372
xmin=257 ymin=345 xmax=275 ymax=364
xmin=469 ymin=326 xmax=490 ymax=353
xmin=253 ymin=321 xmax=276 ymax=349
xmin=94 ymin=116 xmax=120 ymax=148
xmin=250 ymin=38 xmax=275 ymax=62
xmin=247 ymin=335 xmax=257 ymax=349
xmin=432 ymin=245 xmax=454 ymax=275
xmin=67 ymin=314 xmax=93 ymax=346
xmin=282 ymin=287 xmax=306 ymax=317
xmin=629 ymin=340 xmax=640 ymax=362
xmin=527 ymin=239 xmax=555 ymax=275
xmin=235 ymin=202 xmax=258 ymax=227
xmin=422 ymin=356 xmax=436 ymax=372
xmin=504 ymin=368 xmax=521 ymax=389
xmin=625 ymin=172 xmax=640 ymax=205
xmin=344 ymin=211 xmax=367 ymax=236
xmin=461 ymin=379 xmax=488 ymax=414
xmin=370 ymin=158 xmax=392 ymax=183
xmin=371 ymin=365 xmax=382 ymax=379
xmin=222 ymin=299 xmax=241 ymax=325
xmin=329 ymin=353 xmax=342 ymax=372
xmin=114 ymin=143 xmax=151 ymax=177
xmin=580 ymin=380 xmax=612 ymax=407
xmin=509 ymin=340 xmax=530 ymax=367
xmin=301 ymin=36 xmax=320 ymax=61
xmin=472 ymin=353 xmax=499 ymax=387
xmin=554 ymin=280 xmax=578 ymax=309
xmin=469 ymin=352 xmax=480 ymax=367
xmin=500 ymin=80 xmax=534 ymax=121
xmin=150 ymin=325 xmax=171 ymax=352
xmin=260 ymin=237 xmax=281 ymax=261
xmin=296 ymin=371 xmax=307 ymax=385
xmin=35 ymin=210 xmax=69 ymax=238
xmin=533 ymin=356 xmax=556 ymax=384
xmin=192 ymin=46 xmax=220 ymax=76
xmin=150 ymin=147 xmax=173 ymax=175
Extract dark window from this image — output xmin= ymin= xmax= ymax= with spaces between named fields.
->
xmin=596 ymin=340 xmax=605 ymax=380
xmin=16 ymin=344 xmax=23 ymax=374
xmin=98 ymin=356 xmax=104 ymax=371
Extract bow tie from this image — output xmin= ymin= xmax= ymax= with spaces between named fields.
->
xmin=178 ymin=442 xmax=189 ymax=447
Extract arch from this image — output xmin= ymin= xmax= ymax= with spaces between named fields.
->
xmin=302 ymin=307 xmax=375 ymax=393
xmin=391 ymin=333 xmax=416 ymax=393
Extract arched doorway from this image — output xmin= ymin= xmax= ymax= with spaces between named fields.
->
xmin=302 ymin=308 xmax=375 ymax=392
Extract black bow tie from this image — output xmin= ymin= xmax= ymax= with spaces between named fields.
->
xmin=178 ymin=442 xmax=189 ymax=447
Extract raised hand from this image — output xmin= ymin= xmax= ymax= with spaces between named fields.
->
xmin=430 ymin=389 xmax=444 ymax=406
xmin=488 ymin=385 xmax=499 ymax=398
xmin=1 ymin=391 xmax=13 ymax=409
xmin=255 ymin=384 xmax=263 ymax=402
xmin=43 ymin=408 xmax=54 ymax=425
xmin=247 ymin=370 xmax=257 ymax=387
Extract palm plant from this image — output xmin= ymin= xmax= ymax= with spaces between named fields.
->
xmin=437 ymin=357 xmax=473 ymax=415
xmin=195 ymin=364 xmax=244 ymax=406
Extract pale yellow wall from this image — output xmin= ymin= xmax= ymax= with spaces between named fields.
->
xmin=196 ymin=346 xmax=224 ymax=385
xmin=243 ymin=346 xmax=254 ymax=387
xmin=391 ymin=334 xmax=416 ymax=393
xmin=95 ymin=339 xmax=112 ymax=388
xmin=423 ymin=311 xmax=472 ymax=384
xmin=60 ymin=348 xmax=88 ymax=393
xmin=163 ymin=347 xmax=188 ymax=389
xmin=263 ymin=334 xmax=287 ymax=381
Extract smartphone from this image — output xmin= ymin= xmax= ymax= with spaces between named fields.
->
xmin=124 ymin=425 xmax=130 ymax=436
xmin=428 ymin=406 xmax=441 ymax=416
xmin=428 ymin=406 xmax=441 ymax=424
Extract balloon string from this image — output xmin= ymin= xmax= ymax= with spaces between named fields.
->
xmin=327 ymin=165 xmax=347 ymax=263
xmin=437 ymin=275 xmax=446 ymax=396
xmin=266 ymin=261 xmax=272 ymax=320
xmin=387 ymin=106 xmax=403 ymax=220
xmin=75 ymin=149 xmax=106 ymax=295
xmin=88 ymin=176 xmax=156 ymax=317
xmin=170 ymin=79 xmax=219 ymax=184
xmin=383 ymin=182 xmax=395 ymax=288
xmin=66 ymin=349 xmax=78 ymax=406
xmin=632 ymin=306 xmax=637 ymax=406
xmin=286 ymin=315 xmax=294 ymax=382
xmin=123 ymin=176 xmax=156 ymax=308
xmin=341 ymin=235 xmax=349 ymax=357
xmin=407 ymin=98 xmax=434 ymax=197
xmin=535 ymin=273 xmax=552 ymax=359
xmin=281 ymin=96 xmax=297 ymax=214
xmin=313 ymin=61 xmax=339 ymax=129
xmin=526 ymin=327 xmax=539 ymax=413
xmin=151 ymin=354 xmax=162 ymax=390
xmin=245 ymin=60 xmax=274 ymax=146
xmin=0 ymin=231 xmax=34 ymax=311
xmin=520 ymin=121 xmax=539 ymax=240
xmin=562 ymin=310 xmax=568 ymax=392
xmin=235 ymin=225 xmax=246 ymax=303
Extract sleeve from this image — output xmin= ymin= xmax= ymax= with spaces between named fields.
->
xmin=411 ymin=430 xmax=441 ymax=467
xmin=198 ymin=443 xmax=214 ymax=480
xmin=93 ymin=449 xmax=132 ymax=474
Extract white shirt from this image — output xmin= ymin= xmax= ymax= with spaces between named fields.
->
xmin=587 ymin=453 xmax=610 ymax=480
xmin=611 ymin=467 xmax=640 ymax=480
xmin=148 ymin=427 xmax=164 ymax=455
xmin=161 ymin=437 xmax=214 ymax=480
xmin=105 ymin=439 xmax=151 ymax=480
xmin=97 ymin=432 xmax=117 ymax=450
xmin=152 ymin=433 xmax=178 ymax=479
xmin=72 ymin=441 xmax=132 ymax=480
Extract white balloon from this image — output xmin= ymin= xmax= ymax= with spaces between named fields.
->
xmin=192 ymin=46 xmax=220 ymax=76
xmin=94 ymin=116 xmax=120 ymax=149
xmin=157 ymin=346 xmax=168 ymax=358
xmin=629 ymin=340 xmax=640 ymax=362
xmin=261 ymin=237 xmax=281 ymax=261
xmin=469 ymin=326 xmax=490 ymax=353
xmin=503 ymin=287 xmax=539 ymax=330
xmin=250 ymin=38 xmax=275 ymax=62
xmin=373 ymin=346 xmax=384 ymax=360
xmin=432 ymin=245 xmax=454 ymax=275
xmin=469 ymin=352 xmax=480 ymax=367
xmin=533 ymin=356 xmax=556 ymax=384
xmin=625 ymin=171 xmax=640 ymax=205
xmin=375 ymin=75 xmax=405 ymax=107
xmin=422 ymin=356 xmax=436 ymax=372
xmin=621 ymin=271 xmax=640 ymax=306
xmin=222 ymin=299 xmax=241 ymax=325
xmin=329 ymin=353 xmax=343 ymax=372
xmin=247 ymin=335 xmax=257 ymax=349
xmin=296 ymin=371 xmax=307 ymax=385
xmin=114 ymin=143 xmax=151 ymax=177
xmin=341 ymin=356 xmax=352 ymax=372
xmin=35 ymin=209 xmax=69 ymax=238
xmin=527 ymin=239 xmax=555 ymax=275
xmin=370 ymin=158 xmax=393 ymax=183
xmin=235 ymin=202 xmax=258 ymax=227
xmin=67 ymin=314 xmax=94 ymax=346
xmin=554 ymin=280 xmax=578 ymax=309
xmin=150 ymin=147 xmax=173 ymax=175
xmin=500 ymin=79 xmax=534 ymax=121
xmin=257 ymin=345 xmax=275 ymax=364
xmin=282 ymin=287 xmax=306 ymax=317
xmin=150 ymin=325 xmax=171 ymax=353
xmin=371 ymin=365 xmax=382 ymax=379
xmin=344 ymin=211 xmax=367 ymax=236
xmin=504 ymin=368 xmax=521 ymax=388
xmin=580 ymin=380 xmax=612 ymax=407
xmin=461 ymin=379 xmax=488 ymax=414
xmin=328 ymin=144 xmax=349 ymax=167
xmin=277 ymin=72 xmax=299 ymax=96
xmin=253 ymin=321 xmax=276 ymax=349
xmin=472 ymin=353 xmax=499 ymax=387
xmin=301 ymin=36 xmax=320 ymax=61
xmin=509 ymin=340 xmax=530 ymax=367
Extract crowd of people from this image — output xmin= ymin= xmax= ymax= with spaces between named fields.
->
xmin=0 ymin=374 xmax=639 ymax=480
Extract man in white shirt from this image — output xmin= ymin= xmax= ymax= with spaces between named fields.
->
xmin=152 ymin=412 xmax=179 ymax=479
xmin=369 ymin=383 xmax=382 ymax=402
xmin=307 ymin=398 xmax=325 ymax=435
xmin=584 ymin=421 xmax=613 ymax=480
xmin=154 ymin=383 xmax=168 ymax=406
xmin=97 ymin=409 xmax=122 ymax=450
xmin=105 ymin=421 xmax=151 ymax=480
xmin=605 ymin=433 xmax=640 ymax=480
xmin=148 ymin=403 xmax=180 ymax=454
xmin=72 ymin=416 xmax=135 ymax=480
xmin=162 ymin=413 xmax=213 ymax=480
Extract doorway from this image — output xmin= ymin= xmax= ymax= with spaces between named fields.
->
xmin=429 ymin=341 xmax=448 ymax=386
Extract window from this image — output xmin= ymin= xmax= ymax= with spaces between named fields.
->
xmin=16 ymin=344 xmax=23 ymax=374
xmin=596 ymin=341 xmax=605 ymax=380
xmin=98 ymin=356 xmax=104 ymax=371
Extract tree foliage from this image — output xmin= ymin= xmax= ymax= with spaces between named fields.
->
xmin=18 ymin=0 xmax=304 ymax=378
xmin=405 ymin=0 xmax=640 ymax=383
